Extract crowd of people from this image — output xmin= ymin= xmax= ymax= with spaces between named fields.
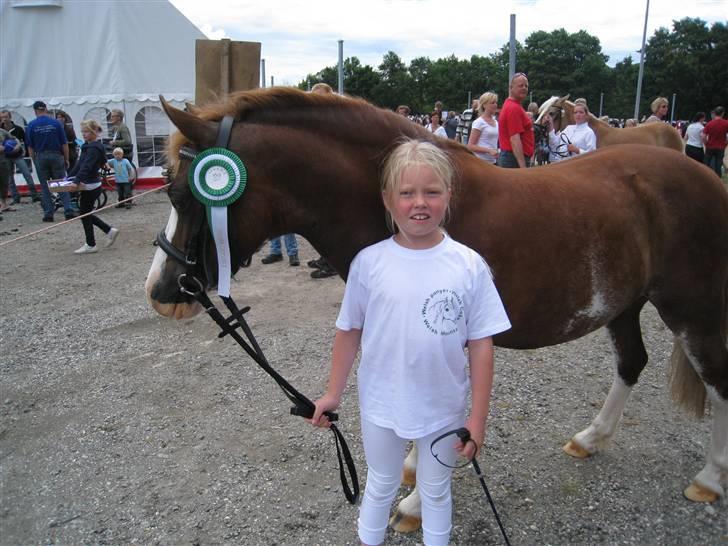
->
xmin=394 ymin=76 xmax=727 ymax=178
xmin=2 ymin=85 xmax=726 ymax=262
xmin=0 ymin=100 xmax=127 ymax=253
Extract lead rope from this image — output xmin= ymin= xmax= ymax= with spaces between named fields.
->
xmin=431 ymin=427 xmax=511 ymax=546
xmin=178 ymin=276 xmax=360 ymax=505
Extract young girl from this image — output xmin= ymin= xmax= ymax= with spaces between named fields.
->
xmin=69 ymin=120 xmax=119 ymax=254
xmin=311 ymin=140 xmax=511 ymax=546
xmin=545 ymin=101 xmax=597 ymax=162
xmin=107 ymin=147 xmax=135 ymax=208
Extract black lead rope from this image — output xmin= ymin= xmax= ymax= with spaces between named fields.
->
xmin=178 ymin=276 xmax=360 ymax=505
xmin=431 ymin=427 xmax=511 ymax=546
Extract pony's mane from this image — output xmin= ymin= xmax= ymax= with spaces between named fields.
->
xmin=535 ymin=96 xmax=560 ymax=125
xmin=168 ymin=88 xmax=428 ymax=164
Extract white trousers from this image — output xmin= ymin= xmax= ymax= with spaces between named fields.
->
xmin=358 ymin=418 xmax=461 ymax=546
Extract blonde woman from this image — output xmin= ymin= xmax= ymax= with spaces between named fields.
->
xmin=467 ymin=92 xmax=499 ymax=163
xmin=544 ymin=102 xmax=597 ymax=162
xmin=68 ymin=120 xmax=119 ymax=254
xmin=645 ymin=97 xmax=669 ymax=124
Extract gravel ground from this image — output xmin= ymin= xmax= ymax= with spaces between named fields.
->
xmin=1 ymin=193 xmax=727 ymax=545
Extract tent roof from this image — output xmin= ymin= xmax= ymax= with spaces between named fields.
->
xmin=0 ymin=0 xmax=206 ymax=108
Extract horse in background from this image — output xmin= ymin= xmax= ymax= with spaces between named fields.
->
xmin=536 ymin=96 xmax=684 ymax=152
xmin=146 ymin=88 xmax=728 ymax=533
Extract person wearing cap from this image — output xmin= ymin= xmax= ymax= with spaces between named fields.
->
xmin=25 ymin=100 xmax=76 ymax=222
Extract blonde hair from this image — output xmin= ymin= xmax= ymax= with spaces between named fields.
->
xmin=478 ymin=92 xmax=498 ymax=114
xmin=310 ymin=82 xmax=333 ymax=95
xmin=81 ymin=119 xmax=103 ymax=133
xmin=380 ymin=140 xmax=453 ymax=233
xmin=113 ymin=147 xmax=124 ymax=156
xmin=651 ymin=97 xmax=668 ymax=113
xmin=573 ymin=102 xmax=590 ymax=115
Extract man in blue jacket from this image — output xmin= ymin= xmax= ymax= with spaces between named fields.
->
xmin=25 ymin=100 xmax=76 ymax=222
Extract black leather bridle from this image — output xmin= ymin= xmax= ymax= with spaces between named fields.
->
xmin=155 ymin=116 xmax=359 ymax=505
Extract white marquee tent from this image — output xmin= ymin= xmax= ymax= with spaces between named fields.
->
xmin=0 ymin=0 xmax=206 ymax=167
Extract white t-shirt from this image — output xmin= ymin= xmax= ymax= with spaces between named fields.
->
xmin=336 ymin=235 xmax=511 ymax=438
xmin=685 ymin=122 xmax=704 ymax=148
xmin=548 ymin=122 xmax=597 ymax=162
xmin=427 ymin=124 xmax=448 ymax=139
xmin=471 ymin=117 xmax=499 ymax=163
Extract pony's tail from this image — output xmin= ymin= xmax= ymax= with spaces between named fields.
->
xmin=668 ymin=340 xmax=707 ymax=418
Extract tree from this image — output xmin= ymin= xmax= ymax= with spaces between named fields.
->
xmin=642 ymin=18 xmax=727 ymax=120
xmin=298 ymin=56 xmax=380 ymax=101
xmin=519 ymin=29 xmax=610 ymax=107
xmin=370 ymin=51 xmax=412 ymax=110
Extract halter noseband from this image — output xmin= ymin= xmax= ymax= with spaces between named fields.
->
xmin=156 ymin=115 xmax=236 ymax=292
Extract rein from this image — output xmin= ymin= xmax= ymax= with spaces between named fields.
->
xmin=156 ymin=116 xmax=359 ymax=505
xmin=534 ymin=106 xmax=572 ymax=161
xmin=431 ymin=428 xmax=511 ymax=545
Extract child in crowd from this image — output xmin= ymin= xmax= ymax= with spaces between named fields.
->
xmin=107 ymin=147 xmax=135 ymax=209
xmin=310 ymin=139 xmax=511 ymax=546
xmin=69 ymin=120 xmax=119 ymax=254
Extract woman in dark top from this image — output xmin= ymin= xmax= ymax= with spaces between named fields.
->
xmin=69 ymin=119 xmax=119 ymax=254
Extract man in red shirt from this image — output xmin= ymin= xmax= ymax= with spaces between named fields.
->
xmin=497 ymin=73 xmax=534 ymax=168
xmin=703 ymin=106 xmax=728 ymax=178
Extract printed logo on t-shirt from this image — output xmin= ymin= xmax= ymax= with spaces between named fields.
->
xmin=422 ymin=289 xmax=464 ymax=335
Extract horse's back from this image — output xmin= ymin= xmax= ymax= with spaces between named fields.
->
xmin=454 ymin=144 xmax=728 ymax=348
xmin=599 ymin=123 xmax=683 ymax=152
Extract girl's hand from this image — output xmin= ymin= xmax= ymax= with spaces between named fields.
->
xmin=309 ymin=393 xmax=341 ymax=429
xmin=455 ymin=419 xmax=486 ymax=460
xmin=488 ymin=148 xmax=499 ymax=158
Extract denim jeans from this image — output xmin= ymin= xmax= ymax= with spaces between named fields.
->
xmin=497 ymin=150 xmax=531 ymax=168
xmin=9 ymin=157 xmax=38 ymax=199
xmin=704 ymin=148 xmax=725 ymax=178
xmin=269 ymin=234 xmax=298 ymax=256
xmin=34 ymin=151 xmax=71 ymax=217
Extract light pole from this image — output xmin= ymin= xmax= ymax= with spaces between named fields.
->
xmin=633 ymin=0 xmax=650 ymax=121
xmin=338 ymin=40 xmax=344 ymax=95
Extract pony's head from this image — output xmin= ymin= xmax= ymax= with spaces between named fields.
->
xmin=534 ymin=95 xmax=571 ymax=132
xmin=146 ymin=88 xmax=430 ymax=319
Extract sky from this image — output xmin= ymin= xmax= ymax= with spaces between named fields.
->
xmin=169 ymin=0 xmax=727 ymax=86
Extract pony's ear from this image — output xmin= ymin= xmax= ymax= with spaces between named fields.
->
xmin=184 ymin=101 xmax=201 ymax=115
xmin=160 ymin=95 xmax=216 ymax=147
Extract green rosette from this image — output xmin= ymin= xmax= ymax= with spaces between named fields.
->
xmin=188 ymin=147 xmax=247 ymax=207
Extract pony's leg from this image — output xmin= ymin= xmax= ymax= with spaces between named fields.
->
xmin=674 ymin=333 xmax=728 ymax=502
xmin=389 ymin=444 xmax=421 ymax=533
xmin=564 ymin=302 xmax=648 ymax=457
xmin=402 ymin=442 xmax=417 ymax=486
xmin=388 ymin=485 xmax=422 ymax=533
xmin=686 ymin=386 xmax=727 ymax=502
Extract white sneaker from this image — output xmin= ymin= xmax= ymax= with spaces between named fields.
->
xmin=106 ymin=227 xmax=119 ymax=247
xmin=74 ymin=244 xmax=98 ymax=254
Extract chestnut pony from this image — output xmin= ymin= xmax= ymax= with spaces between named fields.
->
xmin=536 ymin=96 xmax=684 ymax=151
xmin=146 ymin=89 xmax=728 ymax=527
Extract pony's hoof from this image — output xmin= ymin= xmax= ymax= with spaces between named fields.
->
xmin=684 ymin=482 xmax=719 ymax=503
xmin=563 ymin=440 xmax=591 ymax=458
xmin=389 ymin=510 xmax=421 ymax=533
xmin=401 ymin=466 xmax=416 ymax=487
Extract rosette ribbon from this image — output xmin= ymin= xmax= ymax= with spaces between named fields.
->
xmin=188 ymin=147 xmax=247 ymax=297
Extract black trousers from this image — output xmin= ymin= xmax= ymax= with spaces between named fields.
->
xmin=80 ymin=187 xmax=111 ymax=246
